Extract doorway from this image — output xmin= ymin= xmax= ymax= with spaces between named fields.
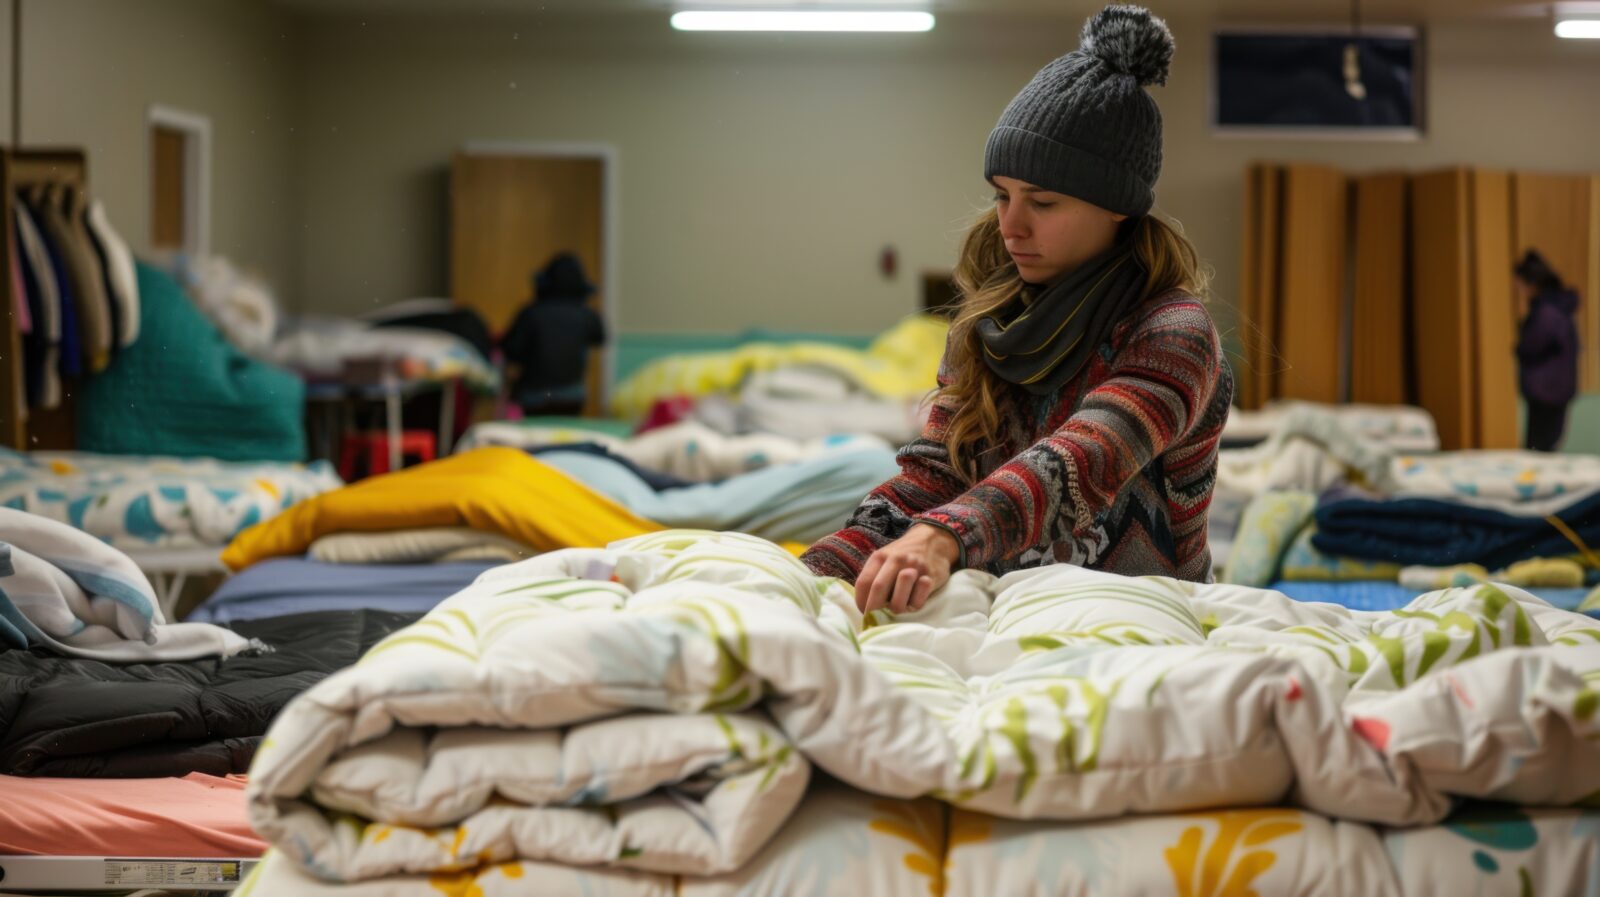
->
xmin=450 ymin=144 xmax=618 ymax=418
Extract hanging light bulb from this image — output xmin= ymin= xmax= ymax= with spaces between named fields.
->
xmin=1343 ymin=42 xmax=1367 ymax=99
xmin=1344 ymin=0 xmax=1367 ymax=100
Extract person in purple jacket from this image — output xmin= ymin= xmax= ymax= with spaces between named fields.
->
xmin=1513 ymin=249 xmax=1580 ymax=452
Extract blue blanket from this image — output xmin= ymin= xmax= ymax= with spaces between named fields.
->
xmin=187 ymin=558 xmax=496 ymax=625
xmin=538 ymin=447 xmax=899 ymax=545
xmin=1311 ymin=490 xmax=1600 ymax=571
xmin=1268 ymin=579 xmax=1594 ymax=615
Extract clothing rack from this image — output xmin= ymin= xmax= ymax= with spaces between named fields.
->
xmin=1 ymin=146 xmax=87 ymax=451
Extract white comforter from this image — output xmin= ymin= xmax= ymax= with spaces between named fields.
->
xmin=245 ymin=531 xmax=1600 ymax=892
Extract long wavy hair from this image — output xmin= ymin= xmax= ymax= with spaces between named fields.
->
xmin=939 ymin=209 xmax=1209 ymax=482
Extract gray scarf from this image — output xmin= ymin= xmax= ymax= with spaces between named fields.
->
xmin=976 ymin=246 xmax=1147 ymax=395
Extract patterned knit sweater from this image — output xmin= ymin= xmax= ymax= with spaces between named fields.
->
xmin=802 ymin=289 xmax=1233 ymax=583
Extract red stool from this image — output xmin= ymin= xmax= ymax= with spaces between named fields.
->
xmin=338 ymin=430 xmax=437 ymax=480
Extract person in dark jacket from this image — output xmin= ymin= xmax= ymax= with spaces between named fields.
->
xmin=1513 ymin=249 xmax=1580 ymax=452
xmin=501 ymin=252 xmax=606 ymax=416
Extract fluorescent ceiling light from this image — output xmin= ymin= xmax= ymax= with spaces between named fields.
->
xmin=670 ymin=10 xmax=935 ymax=32
xmin=1555 ymin=19 xmax=1600 ymax=37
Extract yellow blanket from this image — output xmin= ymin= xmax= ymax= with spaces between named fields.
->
xmin=222 ymin=448 xmax=662 ymax=570
xmin=610 ymin=314 xmax=949 ymax=421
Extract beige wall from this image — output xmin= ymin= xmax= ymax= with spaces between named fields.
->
xmin=8 ymin=5 xmax=1598 ymax=342
xmin=13 ymin=0 xmax=301 ymax=294
xmin=295 ymin=11 xmax=1600 ymax=342
xmin=295 ymin=13 xmax=1056 ymax=331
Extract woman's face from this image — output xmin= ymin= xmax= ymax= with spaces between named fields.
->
xmin=990 ymin=175 xmax=1128 ymax=286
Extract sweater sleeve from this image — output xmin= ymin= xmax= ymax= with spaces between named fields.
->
xmin=913 ymin=298 xmax=1224 ymax=570
xmin=800 ymin=347 xmax=970 ymax=582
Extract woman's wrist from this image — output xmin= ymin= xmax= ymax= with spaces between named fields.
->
xmin=908 ymin=522 xmax=963 ymax=567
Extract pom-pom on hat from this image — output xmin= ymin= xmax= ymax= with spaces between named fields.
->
xmin=983 ymin=5 xmax=1174 ymax=217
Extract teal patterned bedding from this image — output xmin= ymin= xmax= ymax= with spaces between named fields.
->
xmin=0 ymin=448 xmax=341 ymax=549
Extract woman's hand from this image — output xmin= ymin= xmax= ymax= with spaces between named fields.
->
xmin=856 ymin=524 xmax=961 ymax=615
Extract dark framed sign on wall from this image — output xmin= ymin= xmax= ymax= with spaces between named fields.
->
xmin=1212 ymin=26 xmax=1424 ymax=139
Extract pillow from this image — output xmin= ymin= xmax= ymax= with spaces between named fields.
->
xmin=1221 ymin=491 xmax=1317 ymax=587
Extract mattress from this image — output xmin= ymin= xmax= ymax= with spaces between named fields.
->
xmin=269 ymin=315 xmax=496 ymax=391
xmin=186 ymin=558 xmax=497 ymax=624
xmin=0 ymin=448 xmax=340 ymax=551
xmin=0 ymin=773 xmax=262 ymax=857
xmin=1268 ymin=579 xmax=1594 ymax=613
xmin=0 ymin=773 xmax=262 ymax=892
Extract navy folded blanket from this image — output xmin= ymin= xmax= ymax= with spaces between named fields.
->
xmin=1311 ymin=489 xmax=1600 ymax=569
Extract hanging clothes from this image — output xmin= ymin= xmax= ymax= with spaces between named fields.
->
xmin=85 ymin=197 xmax=140 ymax=348
xmin=24 ymin=193 xmax=84 ymax=380
xmin=9 ymin=233 xmax=30 ymax=336
xmin=63 ymin=184 xmax=118 ymax=359
xmin=10 ymin=229 xmax=36 ymax=416
xmin=27 ymin=184 xmax=111 ymax=373
xmin=13 ymin=201 xmax=63 ymax=409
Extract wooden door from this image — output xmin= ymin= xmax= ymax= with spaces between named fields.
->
xmin=1350 ymin=173 xmax=1408 ymax=406
xmin=150 ymin=125 xmax=187 ymax=250
xmin=451 ymin=153 xmax=606 ymax=416
xmin=1512 ymin=172 xmax=1597 ymax=393
xmin=1276 ymin=164 xmax=1347 ymax=404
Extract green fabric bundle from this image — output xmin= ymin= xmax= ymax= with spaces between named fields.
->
xmin=77 ymin=262 xmax=305 ymax=462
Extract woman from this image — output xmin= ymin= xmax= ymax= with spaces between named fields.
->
xmin=802 ymin=5 xmax=1233 ymax=613
xmin=1513 ymin=249 xmax=1579 ymax=452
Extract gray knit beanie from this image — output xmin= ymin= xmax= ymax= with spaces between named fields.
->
xmin=984 ymin=5 xmax=1174 ymax=218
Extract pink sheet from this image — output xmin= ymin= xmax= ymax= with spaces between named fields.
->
xmin=0 ymin=773 xmax=265 ymax=857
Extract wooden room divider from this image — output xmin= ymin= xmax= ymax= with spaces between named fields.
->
xmin=1240 ymin=162 xmax=1598 ymax=451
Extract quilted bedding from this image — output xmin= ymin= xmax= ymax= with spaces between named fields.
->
xmin=0 ymin=448 xmax=340 ymax=550
xmin=244 ymin=791 xmax=1600 ymax=896
xmin=243 ymin=531 xmax=1600 ymax=894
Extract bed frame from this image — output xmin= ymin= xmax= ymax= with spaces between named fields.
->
xmin=0 ymin=147 xmax=88 ymax=453
xmin=0 ymin=855 xmax=257 ymax=892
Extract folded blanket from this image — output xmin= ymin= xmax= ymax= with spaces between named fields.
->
xmin=188 ymin=559 xmax=495 ymax=625
xmin=0 ymin=608 xmax=416 ymax=776
xmin=0 ymin=508 xmax=250 ymax=661
xmin=221 ymin=448 xmax=662 ymax=571
xmin=530 ymin=443 xmax=692 ymax=491
xmin=1312 ymin=489 xmax=1600 ymax=570
xmin=539 ymin=447 xmax=900 ymax=545
xmin=1400 ymin=558 xmax=1588 ymax=591
xmin=269 ymin=314 xmax=496 ymax=391
xmin=1224 ymin=401 xmax=1440 ymax=453
xmin=239 ymin=797 xmax=1600 ymax=896
xmin=309 ymin=527 xmax=535 ymax=565
xmin=721 ymin=370 xmax=929 ymax=445
xmin=0 ymin=447 xmax=341 ymax=550
xmin=1388 ymin=451 xmax=1600 ymax=510
xmin=248 ymin=531 xmax=1600 ymax=887
xmin=460 ymin=418 xmax=895 ymax=484
xmin=1216 ymin=407 xmax=1395 ymax=499
xmin=610 ymin=316 xmax=947 ymax=421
